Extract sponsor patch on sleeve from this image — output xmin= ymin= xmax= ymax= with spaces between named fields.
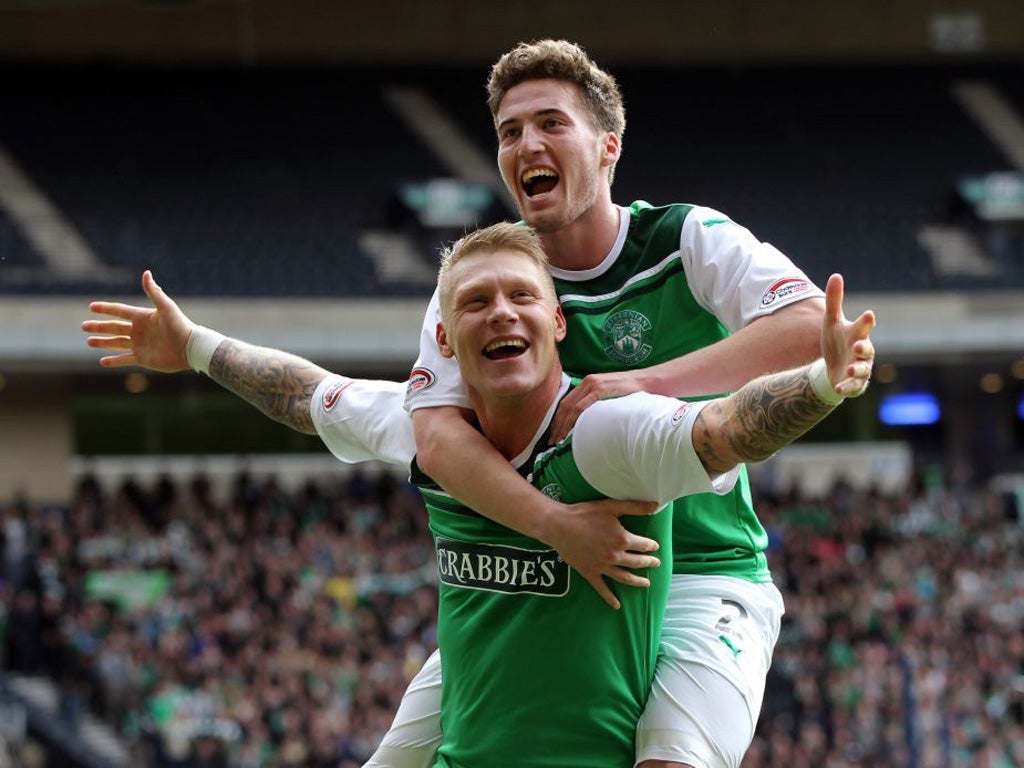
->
xmin=406 ymin=367 xmax=436 ymax=397
xmin=760 ymin=277 xmax=812 ymax=308
xmin=322 ymin=380 xmax=353 ymax=411
xmin=670 ymin=402 xmax=692 ymax=426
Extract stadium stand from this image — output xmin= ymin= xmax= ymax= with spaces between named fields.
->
xmin=3 ymin=466 xmax=1022 ymax=766
xmin=0 ymin=211 xmax=42 ymax=268
xmin=612 ymin=64 xmax=1020 ymax=292
xmin=2 ymin=469 xmax=437 ymax=768
xmin=2 ymin=62 xmax=1022 ymax=297
xmin=0 ymin=66 xmax=451 ymax=297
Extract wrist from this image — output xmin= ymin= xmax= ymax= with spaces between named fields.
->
xmin=185 ymin=325 xmax=226 ymax=374
xmin=530 ymin=498 xmax=567 ymax=547
xmin=634 ymin=366 xmax=667 ymax=397
xmin=809 ymin=358 xmax=844 ymax=406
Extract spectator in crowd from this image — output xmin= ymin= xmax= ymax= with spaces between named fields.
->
xmin=3 ymin=468 xmax=437 ymax=767
xmin=3 ymin=464 xmax=1023 ymax=766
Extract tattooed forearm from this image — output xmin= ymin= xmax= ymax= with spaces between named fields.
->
xmin=208 ymin=339 xmax=326 ymax=434
xmin=694 ymin=365 xmax=836 ymax=474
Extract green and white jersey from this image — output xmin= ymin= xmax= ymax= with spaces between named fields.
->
xmin=406 ymin=202 xmax=822 ymax=581
xmin=414 ymin=375 xmax=736 ymax=768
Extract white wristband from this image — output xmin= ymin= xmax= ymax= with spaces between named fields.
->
xmin=185 ymin=325 xmax=226 ymax=375
xmin=809 ymin=358 xmax=844 ymax=406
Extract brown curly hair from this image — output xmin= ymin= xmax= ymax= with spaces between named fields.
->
xmin=486 ymin=39 xmax=625 ymax=181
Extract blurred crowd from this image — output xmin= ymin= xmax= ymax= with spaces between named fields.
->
xmin=1 ymin=464 xmax=1022 ymax=767
xmin=750 ymin=472 xmax=1024 ymax=768
xmin=1 ymin=470 xmax=436 ymax=768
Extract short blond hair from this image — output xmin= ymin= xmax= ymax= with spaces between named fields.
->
xmin=437 ymin=222 xmax=555 ymax=321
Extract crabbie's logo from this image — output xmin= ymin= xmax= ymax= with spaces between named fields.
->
xmin=670 ymin=402 xmax=692 ymax=426
xmin=760 ymin=278 xmax=812 ymax=308
xmin=322 ymin=380 xmax=353 ymax=411
xmin=406 ymin=367 xmax=436 ymax=396
xmin=435 ymin=538 xmax=570 ymax=597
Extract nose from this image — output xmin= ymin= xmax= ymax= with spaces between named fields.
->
xmin=519 ymin=123 xmax=544 ymax=157
xmin=488 ymin=294 xmax=519 ymax=325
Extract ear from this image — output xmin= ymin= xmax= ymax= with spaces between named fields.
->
xmin=553 ymin=305 xmax=567 ymax=343
xmin=435 ymin=322 xmax=456 ymax=359
xmin=600 ymin=132 xmax=621 ymax=169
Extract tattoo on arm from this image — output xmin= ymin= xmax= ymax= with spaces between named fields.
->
xmin=208 ymin=339 xmax=323 ymax=434
xmin=694 ymin=366 xmax=835 ymax=474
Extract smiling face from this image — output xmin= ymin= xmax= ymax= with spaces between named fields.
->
xmin=437 ymin=245 xmax=566 ymax=407
xmin=496 ymin=78 xmax=620 ymax=235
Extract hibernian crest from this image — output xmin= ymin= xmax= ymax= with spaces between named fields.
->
xmin=602 ymin=310 xmax=653 ymax=365
xmin=540 ymin=483 xmax=563 ymax=501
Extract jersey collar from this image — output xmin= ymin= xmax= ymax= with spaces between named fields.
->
xmin=546 ymin=205 xmax=630 ymax=283
xmin=508 ymin=374 xmax=572 ymax=470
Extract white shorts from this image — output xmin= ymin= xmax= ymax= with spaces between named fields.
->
xmin=365 ymin=575 xmax=783 ymax=768
xmin=635 ymin=575 xmax=785 ymax=768
xmin=362 ymin=648 xmax=443 ymax=768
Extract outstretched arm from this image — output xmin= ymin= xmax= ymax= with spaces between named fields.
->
xmin=83 ymin=270 xmax=332 ymax=435
xmin=549 ymin=296 xmax=824 ymax=442
xmin=205 ymin=339 xmax=326 ymax=435
xmin=694 ymin=274 xmax=874 ymax=475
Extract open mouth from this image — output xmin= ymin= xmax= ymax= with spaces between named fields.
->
xmin=522 ymin=168 xmax=559 ymax=198
xmin=483 ymin=338 xmax=529 ymax=360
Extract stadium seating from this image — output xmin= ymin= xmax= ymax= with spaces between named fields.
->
xmin=0 ymin=213 xmax=43 ymax=268
xmin=1 ymin=62 xmax=1020 ymax=297
xmin=613 ymin=64 xmax=1019 ymax=291
xmin=4 ymin=467 xmax=1022 ymax=767
xmin=0 ymin=66 xmax=448 ymax=297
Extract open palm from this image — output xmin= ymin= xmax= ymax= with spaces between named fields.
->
xmin=821 ymin=273 xmax=876 ymax=398
xmin=82 ymin=270 xmax=195 ymax=373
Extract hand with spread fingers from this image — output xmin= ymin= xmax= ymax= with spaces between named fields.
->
xmin=821 ymin=273 xmax=876 ymax=399
xmin=543 ymin=499 xmax=661 ymax=610
xmin=82 ymin=270 xmax=195 ymax=373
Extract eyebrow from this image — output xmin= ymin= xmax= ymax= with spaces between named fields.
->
xmin=496 ymin=108 xmax=566 ymax=133
xmin=452 ymin=279 xmax=486 ymax=302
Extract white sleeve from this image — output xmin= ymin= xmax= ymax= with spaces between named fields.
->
xmin=402 ymin=288 xmax=471 ymax=413
xmin=311 ymin=377 xmax=416 ymax=466
xmin=571 ymin=393 xmax=739 ymax=505
xmin=679 ymin=205 xmax=824 ymax=332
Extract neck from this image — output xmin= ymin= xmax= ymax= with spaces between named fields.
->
xmin=468 ymin=370 xmax=564 ymax=461
xmin=538 ymin=196 xmax=620 ymax=271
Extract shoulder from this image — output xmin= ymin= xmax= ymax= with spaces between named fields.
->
xmin=627 ymin=202 xmax=750 ymax=249
xmin=575 ymin=392 xmax=690 ymax=442
xmin=627 ymin=200 xmax=699 ymax=229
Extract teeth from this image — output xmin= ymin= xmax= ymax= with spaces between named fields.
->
xmin=485 ymin=339 xmax=527 ymax=353
xmin=522 ymin=168 xmax=557 ymax=184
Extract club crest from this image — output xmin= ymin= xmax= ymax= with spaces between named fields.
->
xmin=540 ymin=483 xmax=563 ymax=501
xmin=602 ymin=310 xmax=653 ymax=365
